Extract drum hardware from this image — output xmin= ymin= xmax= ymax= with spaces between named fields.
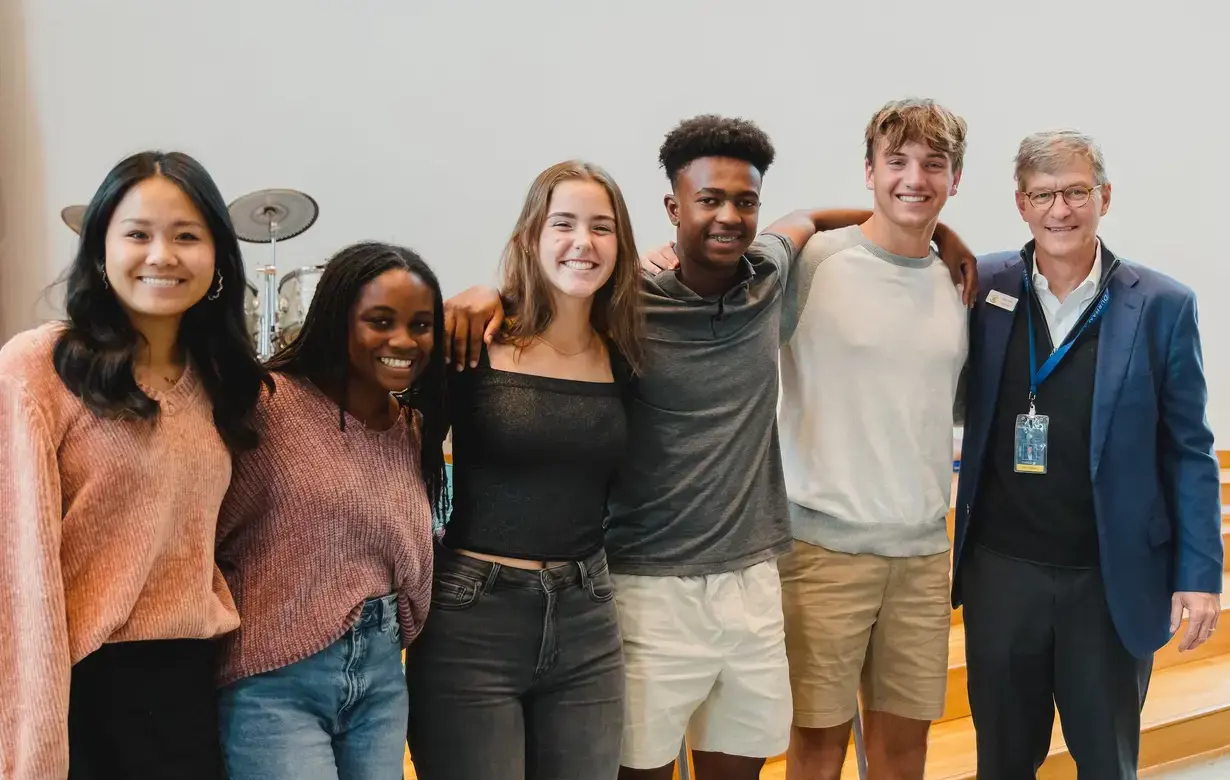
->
xmin=244 ymin=280 xmax=261 ymax=347
xmin=277 ymin=265 xmax=326 ymax=348
xmin=61 ymin=205 xmax=87 ymax=235
xmin=227 ymin=189 xmax=320 ymax=359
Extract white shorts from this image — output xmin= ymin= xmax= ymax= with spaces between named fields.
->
xmin=613 ymin=559 xmax=793 ymax=769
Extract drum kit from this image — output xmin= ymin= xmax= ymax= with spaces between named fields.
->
xmin=60 ymin=205 xmax=87 ymax=234
xmin=60 ymin=187 xmax=323 ymax=360
xmin=227 ymin=188 xmax=321 ymax=358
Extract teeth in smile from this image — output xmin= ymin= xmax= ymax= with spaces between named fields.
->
xmin=140 ymin=277 xmax=181 ymax=287
xmin=380 ymin=357 xmax=412 ymax=368
xmin=563 ymin=260 xmax=596 ymax=270
xmin=709 ymin=236 xmax=738 ymax=243
xmin=897 ymin=195 xmax=928 ymax=203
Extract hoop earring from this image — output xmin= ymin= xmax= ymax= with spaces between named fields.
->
xmin=207 ymin=270 xmax=224 ymax=301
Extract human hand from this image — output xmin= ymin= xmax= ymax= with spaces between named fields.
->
xmin=1171 ymin=591 xmax=1221 ymax=651
xmin=933 ymin=226 xmax=978 ymax=307
xmin=443 ymin=286 xmax=505 ymax=370
xmin=640 ymin=242 xmax=679 ymax=274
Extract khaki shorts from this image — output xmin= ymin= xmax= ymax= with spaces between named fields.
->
xmin=779 ymin=540 xmax=951 ymax=728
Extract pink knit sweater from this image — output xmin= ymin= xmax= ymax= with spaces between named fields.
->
xmin=0 ymin=323 xmax=239 ymax=780
xmin=214 ymin=373 xmax=434 ymax=686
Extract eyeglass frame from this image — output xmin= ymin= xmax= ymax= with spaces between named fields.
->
xmin=1020 ymin=183 xmax=1106 ymax=210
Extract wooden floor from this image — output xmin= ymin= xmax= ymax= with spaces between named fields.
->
xmin=407 ymin=453 xmax=1230 ymax=779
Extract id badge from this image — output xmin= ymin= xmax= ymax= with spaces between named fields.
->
xmin=1014 ymin=413 xmax=1049 ymax=474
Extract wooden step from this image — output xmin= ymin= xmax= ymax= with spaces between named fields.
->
xmin=1138 ymin=746 xmax=1230 ymax=777
xmin=1219 ymin=450 xmax=1230 ymax=470
xmin=817 ymin=653 xmax=1230 ymax=780
xmin=939 ymin=571 xmax=1230 ymax=724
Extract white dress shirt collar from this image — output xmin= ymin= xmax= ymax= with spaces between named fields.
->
xmin=1031 ymin=239 xmax=1102 ymax=348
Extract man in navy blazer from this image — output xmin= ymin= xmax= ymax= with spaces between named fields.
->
xmin=953 ymin=130 xmax=1223 ymax=779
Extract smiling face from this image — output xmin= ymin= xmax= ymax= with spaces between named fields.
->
xmin=865 ymin=139 xmax=960 ymax=232
xmin=347 ymin=268 xmax=436 ymax=393
xmin=103 ymin=176 xmax=216 ymax=325
xmin=536 ymin=179 xmax=619 ymax=302
xmin=1016 ymin=156 xmax=1110 ymax=261
xmin=667 ymin=156 xmax=762 ymax=271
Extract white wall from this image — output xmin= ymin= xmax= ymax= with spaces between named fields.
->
xmin=0 ymin=0 xmax=51 ymax=333
xmin=3 ymin=0 xmax=1227 ymax=438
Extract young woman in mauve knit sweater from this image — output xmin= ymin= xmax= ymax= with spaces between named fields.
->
xmin=213 ymin=242 xmax=449 ymax=780
xmin=0 ymin=151 xmax=268 ymax=780
xmin=405 ymin=161 xmax=645 ymax=780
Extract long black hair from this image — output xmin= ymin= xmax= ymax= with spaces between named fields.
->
xmin=265 ymin=241 xmax=450 ymax=520
xmin=52 ymin=151 xmax=269 ymax=451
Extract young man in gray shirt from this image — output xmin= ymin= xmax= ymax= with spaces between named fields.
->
xmin=603 ymin=116 xmax=822 ymax=780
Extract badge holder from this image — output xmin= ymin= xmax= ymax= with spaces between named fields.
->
xmin=1014 ymin=395 xmax=1049 ymax=474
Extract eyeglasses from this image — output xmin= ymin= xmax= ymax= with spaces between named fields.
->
xmin=1022 ymin=184 xmax=1104 ymax=210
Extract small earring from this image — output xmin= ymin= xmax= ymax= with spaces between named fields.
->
xmin=99 ymin=266 xmax=109 ymax=290
xmin=207 ymin=270 xmax=224 ymax=301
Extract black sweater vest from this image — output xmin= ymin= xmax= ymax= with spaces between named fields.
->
xmin=973 ymin=292 xmax=1102 ymax=568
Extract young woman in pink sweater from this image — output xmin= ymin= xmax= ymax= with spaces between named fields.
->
xmin=0 ymin=151 xmax=268 ymax=779
xmin=214 ymin=242 xmax=449 ymax=780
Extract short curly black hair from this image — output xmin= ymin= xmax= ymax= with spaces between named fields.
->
xmin=658 ymin=115 xmax=776 ymax=185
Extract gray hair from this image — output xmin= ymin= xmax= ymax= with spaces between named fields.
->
xmin=1013 ymin=130 xmax=1108 ymax=190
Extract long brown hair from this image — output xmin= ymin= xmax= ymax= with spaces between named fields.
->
xmin=498 ymin=160 xmax=644 ymax=373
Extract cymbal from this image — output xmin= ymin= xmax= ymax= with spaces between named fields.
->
xmin=61 ymin=205 xmax=87 ymax=235
xmin=227 ymin=188 xmax=319 ymax=244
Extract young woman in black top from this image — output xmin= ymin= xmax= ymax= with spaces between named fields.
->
xmin=405 ymin=161 xmax=643 ymax=780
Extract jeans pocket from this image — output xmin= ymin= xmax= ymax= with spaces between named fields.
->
xmin=586 ymin=563 xmax=616 ymax=604
xmin=431 ymin=573 xmax=482 ymax=611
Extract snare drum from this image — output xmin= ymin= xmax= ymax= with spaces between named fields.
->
xmin=277 ymin=266 xmax=325 ymax=347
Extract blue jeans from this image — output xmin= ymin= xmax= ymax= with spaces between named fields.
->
xmin=219 ymin=594 xmax=408 ymax=780
xmin=406 ymin=546 xmax=624 ymax=780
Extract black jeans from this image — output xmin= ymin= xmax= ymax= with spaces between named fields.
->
xmin=68 ymin=638 xmax=222 ymax=780
xmin=406 ymin=545 xmax=624 ymax=780
xmin=963 ymin=545 xmax=1153 ymax=780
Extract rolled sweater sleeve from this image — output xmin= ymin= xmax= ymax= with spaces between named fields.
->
xmin=0 ymin=378 xmax=72 ymax=780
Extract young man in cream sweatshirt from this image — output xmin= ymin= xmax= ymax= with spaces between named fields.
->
xmin=776 ymin=99 xmax=969 ymax=780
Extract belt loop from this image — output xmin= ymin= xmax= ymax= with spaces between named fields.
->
xmin=482 ymin=562 xmax=501 ymax=595
xmin=577 ymin=558 xmax=591 ymax=590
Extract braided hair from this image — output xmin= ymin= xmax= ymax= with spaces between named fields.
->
xmin=266 ymin=242 xmax=449 ymax=520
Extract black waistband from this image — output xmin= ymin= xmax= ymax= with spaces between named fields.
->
xmin=434 ymin=543 xmax=608 ymax=592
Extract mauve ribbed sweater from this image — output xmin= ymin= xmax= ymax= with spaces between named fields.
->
xmin=214 ymin=373 xmax=434 ymax=686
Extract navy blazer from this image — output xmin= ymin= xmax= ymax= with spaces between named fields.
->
xmin=953 ymin=241 xmax=1224 ymax=659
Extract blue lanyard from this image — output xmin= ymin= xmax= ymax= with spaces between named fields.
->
xmin=1023 ymin=267 xmax=1110 ymax=409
